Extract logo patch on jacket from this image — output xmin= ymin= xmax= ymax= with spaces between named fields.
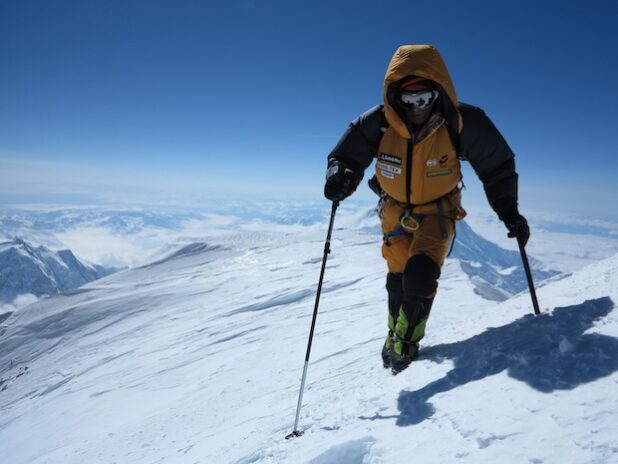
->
xmin=439 ymin=155 xmax=449 ymax=167
xmin=427 ymin=169 xmax=453 ymax=178
xmin=376 ymin=161 xmax=401 ymax=175
xmin=378 ymin=153 xmax=402 ymax=165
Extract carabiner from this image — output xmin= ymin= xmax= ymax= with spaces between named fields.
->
xmin=400 ymin=211 xmax=420 ymax=232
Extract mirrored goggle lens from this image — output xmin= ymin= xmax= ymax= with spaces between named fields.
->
xmin=400 ymin=90 xmax=438 ymax=109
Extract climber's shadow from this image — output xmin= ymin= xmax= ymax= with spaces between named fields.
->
xmin=397 ymin=297 xmax=617 ymax=426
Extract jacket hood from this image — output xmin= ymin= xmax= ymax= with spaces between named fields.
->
xmin=383 ymin=45 xmax=461 ymax=139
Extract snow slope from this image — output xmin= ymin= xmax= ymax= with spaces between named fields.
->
xmin=0 ymin=223 xmax=616 ymax=464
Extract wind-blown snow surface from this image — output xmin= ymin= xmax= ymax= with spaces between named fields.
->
xmin=0 ymin=223 xmax=616 ymax=463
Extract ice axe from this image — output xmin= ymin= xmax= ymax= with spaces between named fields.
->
xmin=286 ymin=200 xmax=339 ymax=440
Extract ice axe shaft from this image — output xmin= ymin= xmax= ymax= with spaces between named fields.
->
xmin=286 ymin=200 xmax=339 ymax=440
xmin=517 ymin=236 xmax=541 ymax=315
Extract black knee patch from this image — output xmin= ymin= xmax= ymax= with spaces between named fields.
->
xmin=403 ymin=254 xmax=441 ymax=298
xmin=386 ymin=273 xmax=403 ymax=321
xmin=386 ymin=273 xmax=403 ymax=294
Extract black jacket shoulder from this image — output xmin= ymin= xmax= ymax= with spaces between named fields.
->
xmin=459 ymin=102 xmax=513 ymax=165
xmin=458 ymin=102 xmax=518 ymax=205
xmin=327 ymin=105 xmax=386 ymax=171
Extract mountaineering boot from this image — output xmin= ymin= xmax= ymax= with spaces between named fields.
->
xmin=382 ymin=330 xmax=395 ymax=368
xmin=382 ymin=273 xmax=403 ymax=368
xmin=390 ymin=339 xmax=419 ymax=374
xmin=390 ymin=297 xmax=432 ymax=374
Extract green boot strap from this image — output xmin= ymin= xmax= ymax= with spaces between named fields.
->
xmin=393 ymin=335 xmax=420 ymax=357
xmin=410 ymin=318 xmax=428 ymax=343
xmin=394 ymin=307 xmax=428 ymax=355
xmin=387 ymin=312 xmax=396 ymax=332
xmin=384 ymin=312 xmax=397 ymax=349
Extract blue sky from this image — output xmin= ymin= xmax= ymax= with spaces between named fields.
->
xmin=1 ymin=0 xmax=618 ymax=219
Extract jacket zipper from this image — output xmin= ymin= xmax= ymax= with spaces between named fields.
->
xmin=406 ymin=137 xmax=414 ymax=204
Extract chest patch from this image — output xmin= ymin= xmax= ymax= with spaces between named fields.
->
xmin=427 ymin=169 xmax=453 ymax=178
xmin=378 ymin=153 xmax=402 ymax=166
xmin=376 ymin=161 xmax=401 ymax=175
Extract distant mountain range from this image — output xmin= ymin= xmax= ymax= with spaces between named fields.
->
xmin=0 ymin=207 xmax=561 ymax=307
xmin=0 ymin=238 xmax=117 ymax=306
xmin=451 ymin=221 xmax=561 ymax=301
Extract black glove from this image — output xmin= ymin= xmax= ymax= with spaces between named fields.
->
xmin=324 ymin=161 xmax=360 ymax=202
xmin=493 ymin=197 xmax=530 ymax=246
xmin=367 ymin=174 xmax=383 ymax=197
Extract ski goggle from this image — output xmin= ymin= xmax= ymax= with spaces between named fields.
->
xmin=400 ymin=90 xmax=438 ymax=109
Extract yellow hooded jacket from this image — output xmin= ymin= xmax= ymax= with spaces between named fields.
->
xmin=326 ymin=45 xmax=519 ymax=215
xmin=377 ymin=45 xmax=462 ymax=205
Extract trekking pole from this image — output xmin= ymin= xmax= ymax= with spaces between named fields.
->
xmin=285 ymin=200 xmax=339 ymax=440
xmin=517 ymin=236 xmax=541 ymax=315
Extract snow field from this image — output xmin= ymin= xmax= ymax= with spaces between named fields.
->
xmin=0 ymin=224 xmax=616 ymax=463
